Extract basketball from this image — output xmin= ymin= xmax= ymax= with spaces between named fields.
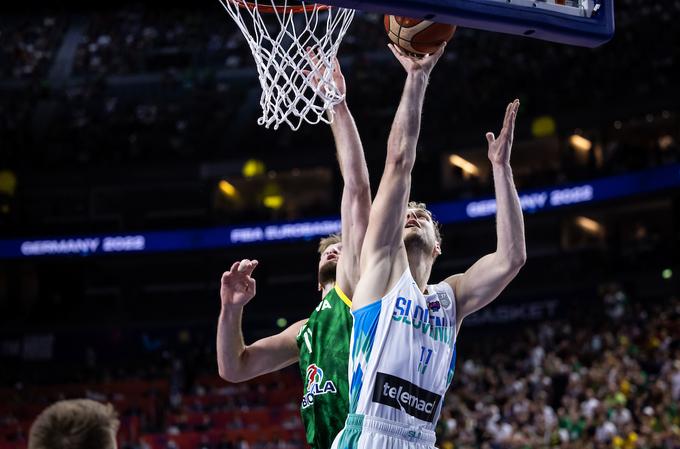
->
xmin=384 ymin=16 xmax=457 ymax=56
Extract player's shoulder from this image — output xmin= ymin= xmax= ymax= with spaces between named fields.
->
xmin=427 ymin=279 xmax=456 ymax=313
xmin=438 ymin=274 xmax=462 ymax=298
xmin=315 ymin=285 xmax=351 ymax=306
xmin=431 ymin=279 xmax=455 ymax=297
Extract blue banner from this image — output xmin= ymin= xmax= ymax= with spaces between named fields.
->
xmin=430 ymin=163 xmax=680 ymax=221
xmin=1 ymin=164 xmax=679 ymax=259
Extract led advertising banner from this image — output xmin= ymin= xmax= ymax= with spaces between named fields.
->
xmin=1 ymin=164 xmax=678 ymax=259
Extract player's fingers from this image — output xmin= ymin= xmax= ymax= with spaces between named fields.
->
xmin=305 ymin=48 xmax=317 ymax=73
xmin=302 ymin=69 xmax=319 ymax=83
xmin=387 ymin=44 xmax=404 ymax=64
xmin=434 ymin=41 xmax=446 ymax=57
xmin=504 ymin=101 xmax=513 ymax=119
xmin=502 ymin=101 xmax=514 ymax=130
xmin=306 ymin=46 xmax=320 ymax=67
xmin=388 ymin=43 xmax=405 ymax=58
xmin=229 ymin=261 xmax=240 ymax=273
xmin=243 ymin=260 xmax=259 ymax=276
xmin=486 ymin=132 xmax=495 ymax=145
xmin=507 ymin=106 xmax=518 ymax=130
xmin=237 ymin=259 xmax=251 ymax=272
xmin=302 ymin=69 xmax=316 ymax=83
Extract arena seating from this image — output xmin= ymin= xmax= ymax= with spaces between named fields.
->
xmin=1 ymin=295 xmax=677 ymax=449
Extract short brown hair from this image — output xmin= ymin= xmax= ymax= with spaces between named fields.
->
xmin=318 ymin=233 xmax=341 ymax=254
xmin=29 ymin=399 xmax=119 ymax=449
xmin=408 ymin=201 xmax=442 ymax=244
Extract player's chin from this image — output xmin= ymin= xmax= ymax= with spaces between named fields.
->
xmin=318 ymin=261 xmax=337 ymax=285
xmin=403 ymin=230 xmax=424 ymax=244
xmin=320 ymin=260 xmax=337 ymax=273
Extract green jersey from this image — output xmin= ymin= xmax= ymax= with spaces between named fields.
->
xmin=296 ymin=286 xmax=352 ymax=449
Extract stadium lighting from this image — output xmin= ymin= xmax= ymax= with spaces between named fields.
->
xmin=276 ymin=317 xmax=288 ymax=328
xmin=570 ymin=134 xmax=592 ymax=152
xmin=218 ymin=180 xmax=238 ymax=198
xmin=662 ymin=269 xmax=672 ymax=280
xmin=575 ymin=216 xmax=603 ymax=234
xmin=0 ymin=170 xmax=17 ymax=196
xmin=263 ymin=195 xmax=284 ymax=209
xmin=242 ymin=159 xmax=266 ymax=178
xmin=531 ymin=115 xmax=556 ymax=137
xmin=448 ymin=155 xmax=480 ymax=177
xmin=658 ymin=135 xmax=674 ymax=151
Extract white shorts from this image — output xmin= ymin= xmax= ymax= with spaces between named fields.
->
xmin=331 ymin=414 xmax=437 ymax=449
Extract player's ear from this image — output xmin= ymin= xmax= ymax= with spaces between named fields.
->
xmin=318 ymin=283 xmax=323 ymax=292
xmin=433 ymin=241 xmax=442 ymax=258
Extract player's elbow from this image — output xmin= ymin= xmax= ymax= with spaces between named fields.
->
xmin=385 ymin=143 xmax=416 ymax=173
xmin=495 ymin=250 xmax=526 ymax=276
xmin=217 ymin=363 xmax=233 ymax=382
xmin=218 ymin=365 xmax=247 ymax=383
xmin=217 ymin=353 xmax=250 ymax=383
xmin=505 ymin=251 xmax=526 ymax=272
xmin=344 ymin=178 xmax=371 ymax=198
xmin=512 ymin=249 xmax=527 ymax=268
xmin=500 ymin=242 xmax=527 ymax=270
xmin=384 ymin=154 xmax=414 ymax=175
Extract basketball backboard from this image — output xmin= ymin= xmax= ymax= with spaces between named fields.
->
xmin=325 ymin=0 xmax=615 ymax=47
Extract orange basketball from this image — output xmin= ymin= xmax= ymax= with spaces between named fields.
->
xmin=384 ymin=16 xmax=456 ymax=56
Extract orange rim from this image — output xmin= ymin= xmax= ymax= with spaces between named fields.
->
xmin=231 ymin=0 xmax=331 ymax=13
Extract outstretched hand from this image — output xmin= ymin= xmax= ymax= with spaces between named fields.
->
xmin=388 ymin=42 xmax=446 ymax=77
xmin=486 ymin=99 xmax=520 ymax=166
xmin=305 ymin=48 xmax=346 ymax=98
xmin=221 ymin=259 xmax=258 ymax=308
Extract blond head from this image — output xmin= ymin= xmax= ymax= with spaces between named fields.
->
xmin=318 ymin=233 xmax=341 ymax=254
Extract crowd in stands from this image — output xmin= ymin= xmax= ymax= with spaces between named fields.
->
xmin=39 ymin=75 xmax=248 ymax=166
xmin=72 ymin=7 xmax=251 ymax=76
xmin=0 ymin=1 xmax=678 ymax=233
xmin=437 ymin=295 xmax=680 ymax=449
xmin=1 ymin=291 xmax=677 ymax=449
xmin=0 ymin=15 xmax=66 ymax=80
xmin=1 ymin=0 xmax=678 ymax=166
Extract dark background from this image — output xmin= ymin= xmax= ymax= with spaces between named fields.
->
xmin=0 ymin=1 xmax=678 ymax=448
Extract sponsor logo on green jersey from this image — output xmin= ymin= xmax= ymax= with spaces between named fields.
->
xmin=301 ymin=364 xmax=337 ymax=409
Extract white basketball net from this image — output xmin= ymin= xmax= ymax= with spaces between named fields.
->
xmin=218 ymin=0 xmax=355 ymax=130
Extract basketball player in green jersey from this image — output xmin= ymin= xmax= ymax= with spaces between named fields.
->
xmin=217 ymin=58 xmax=370 ymax=449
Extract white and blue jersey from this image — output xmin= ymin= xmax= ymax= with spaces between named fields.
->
xmin=332 ymin=269 xmax=458 ymax=449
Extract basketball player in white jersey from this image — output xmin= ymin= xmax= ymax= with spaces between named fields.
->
xmin=332 ymin=43 xmax=526 ymax=449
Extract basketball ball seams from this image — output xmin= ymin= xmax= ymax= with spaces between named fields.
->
xmin=385 ymin=14 xmax=456 ymax=56
xmin=399 ymin=20 xmax=433 ymax=34
xmin=387 ymin=28 xmax=442 ymax=45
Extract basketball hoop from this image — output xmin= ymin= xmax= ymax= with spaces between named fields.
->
xmin=218 ymin=0 xmax=355 ymax=130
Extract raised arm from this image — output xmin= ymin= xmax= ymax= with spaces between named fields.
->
xmin=329 ymin=60 xmax=371 ymax=298
xmin=445 ymin=100 xmax=527 ymax=326
xmin=353 ymin=44 xmax=445 ymax=310
xmin=217 ymin=259 xmax=303 ymax=382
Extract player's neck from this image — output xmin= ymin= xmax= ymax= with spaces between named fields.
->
xmin=319 ymin=282 xmax=334 ymax=298
xmin=407 ymin=250 xmax=433 ymax=292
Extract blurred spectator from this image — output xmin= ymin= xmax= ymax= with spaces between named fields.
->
xmin=28 ymin=399 xmax=120 ymax=449
xmin=0 ymin=15 xmax=66 ymax=80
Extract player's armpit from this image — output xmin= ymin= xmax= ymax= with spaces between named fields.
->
xmin=445 ymin=252 xmax=524 ymax=326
